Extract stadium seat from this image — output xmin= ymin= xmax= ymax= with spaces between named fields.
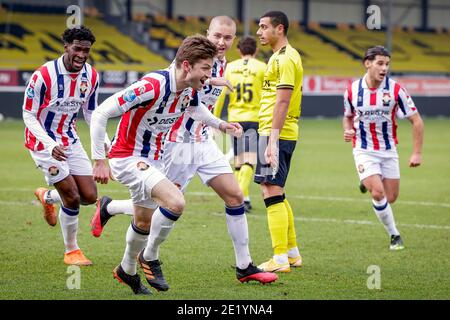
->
xmin=0 ymin=10 xmax=168 ymax=71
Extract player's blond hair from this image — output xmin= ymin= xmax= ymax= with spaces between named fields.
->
xmin=175 ymin=35 xmax=217 ymax=68
xmin=208 ymin=15 xmax=236 ymax=33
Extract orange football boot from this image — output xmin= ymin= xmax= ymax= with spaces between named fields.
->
xmin=34 ymin=187 xmax=57 ymax=226
xmin=64 ymin=249 xmax=93 ymax=266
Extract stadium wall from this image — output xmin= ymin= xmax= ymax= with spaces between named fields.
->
xmin=1 ymin=91 xmax=448 ymax=119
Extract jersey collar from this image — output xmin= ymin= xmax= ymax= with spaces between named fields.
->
xmin=362 ymin=73 xmax=388 ymax=90
xmin=58 ymin=54 xmax=85 ymax=75
xmin=166 ymin=63 xmax=177 ymax=93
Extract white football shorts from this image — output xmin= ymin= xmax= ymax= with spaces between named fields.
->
xmin=109 ymin=156 xmax=166 ymax=209
xmin=29 ymin=141 xmax=92 ymax=185
xmin=163 ymin=139 xmax=233 ymax=192
xmin=353 ymin=149 xmax=400 ymax=181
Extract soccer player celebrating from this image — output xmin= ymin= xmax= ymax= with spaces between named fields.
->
xmin=343 ymin=46 xmax=424 ymax=250
xmin=91 ymin=17 xmax=278 ymax=289
xmin=214 ymin=36 xmax=267 ymax=213
xmin=255 ymin=11 xmax=303 ymax=273
xmin=23 ymin=26 xmax=103 ymax=266
xmin=90 ymin=35 xmax=272 ymax=295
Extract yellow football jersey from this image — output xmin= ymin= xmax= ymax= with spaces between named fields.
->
xmin=258 ymin=44 xmax=303 ymax=141
xmin=221 ymin=57 xmax=267 ymax=122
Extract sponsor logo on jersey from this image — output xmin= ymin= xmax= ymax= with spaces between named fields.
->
xmin=123 ymin=89 xmax=137 ymax=103
xmin=138 ymin=85 xmax=146 ymax=95
xmin=26 ymin=87 xmax=35 ymax=99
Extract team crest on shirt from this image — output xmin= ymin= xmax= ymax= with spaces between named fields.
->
xmin=123 ymin=89 xmax=137 ymax=103
xmin=358 ymin=164 xmax=365 ymax=173
xmin=48 ymin=166 xmax=59 ymax=176
xmin=80 ymin=80 xmax=88 ymax=94
xmin=382 ymin=92 xmax=391 ymax=106
xmin=137 ymin=161 xmax=149 ymax=171
xmin=180 ymin=94 xmax=190 ymax=110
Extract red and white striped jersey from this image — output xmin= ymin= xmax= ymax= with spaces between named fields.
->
xmin=344 ymin=74 xmax=418 ymax=152
xmin=23 ymin=55 xmax=99 ymax=151
xmin=167 ymin=57 xmax=226 ymax=143
xmin=108 ymin=66 xmax=199 ymax=160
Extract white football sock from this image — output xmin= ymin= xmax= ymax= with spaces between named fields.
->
xmin=121 ymin=222 xmax=149 ymax=275
xmin=143 ymin=207 xmax=179 ymax=261
xmin=59 ymin=206 xmax=79 ymax=253
xmin=45 ymin=189 xmax=61 ymax=204
xmin=273 ymin=253 xmax=289 ymax=264
xmin=372 ymin=197 xmax=400 ymax=236
xmin=288 ymin=247 xmax=301 ymax=258
xmin=225 ymin=205 xmax=252 ymax=269
xmin=106 ymin=199 xmax=134 ymax=216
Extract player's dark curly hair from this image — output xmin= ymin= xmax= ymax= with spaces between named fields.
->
xmin=237 ymin=36 xmax=257 ymax=56
xmin=61 ymin=26 xmax=96 ymax=45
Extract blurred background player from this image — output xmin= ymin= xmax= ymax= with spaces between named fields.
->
xmin=343 ymin=46 xmax=424 ymax=250
xmin=254 ymin=11 xmax=303 ymax=273
xmin=23 ymin=26 xmax=104 ymax=266
xmin=214 ymin=36 xmax=266 ymax=213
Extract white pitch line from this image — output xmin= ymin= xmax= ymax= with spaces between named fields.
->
xmin=2 ymin=188 xmax=450 ymax=208
xmin=211 ymin=212 xmax=450 ymax=230
xmin=186 ymin=191 xmax=450 ymax=209
xmin=0 ymin=188 xmax=450 ymax=230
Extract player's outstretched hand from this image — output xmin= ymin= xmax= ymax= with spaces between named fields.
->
xmin=220 ymin=122 xmax=243 ymax=137
xmin=209 ymin=77 xmax=234 ymax=92
xmin=51 ymin=145 xmax=68 ymax=161
xmin=93 ymin=159 xmax=113 ymax=184
xmin=344 ymin=129 xmax=355 ymax=142
xmin=409 ymin=152 xmax=422 ymax=167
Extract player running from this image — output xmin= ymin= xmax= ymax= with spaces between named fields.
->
xmin=23 ymin=26 xmax=106 ymax=266
xmin=91 ymin=18 xmax=278 ymax=291
xmin=343 ymin=46 xmax=424 ymax=250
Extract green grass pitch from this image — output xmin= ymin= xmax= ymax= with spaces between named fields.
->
xmin=0 ymin=118 xmax=449 ymax=300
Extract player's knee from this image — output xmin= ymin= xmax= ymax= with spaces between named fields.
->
xmin=166 ymin=195 xmax=185 ymax=214
xmin=134 ymin=220 xmax=150 ymax=232
xmin=371 ymin=188 xmax=385 ymax=201
xmin=63 ymin=190 xmax=81 ymax=208
xmin=80 ymin=192 xmax=97 ymax=206
xmin=225 ymin=188 xmax=244 ymax=207
xmin=387 ymin=192 xmax=399 ymax=204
